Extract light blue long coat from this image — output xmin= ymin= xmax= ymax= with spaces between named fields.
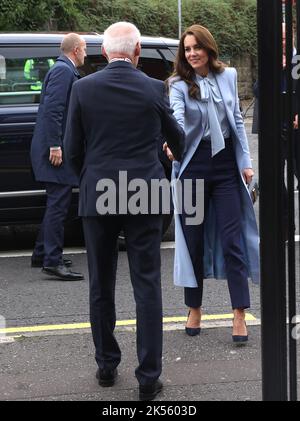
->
xmin=169 ymin=67 xmax=260 ymax=288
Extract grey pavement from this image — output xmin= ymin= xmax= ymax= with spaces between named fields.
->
xmin=0 ymin=326 xmax=262 ymax=401
xmin=0 ymin=119 xmax=300 ymax=402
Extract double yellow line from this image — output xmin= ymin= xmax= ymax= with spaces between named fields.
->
xmin=0 ymin=313 xmax=256 ymax=336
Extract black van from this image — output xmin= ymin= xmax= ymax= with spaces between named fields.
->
xmin=0 ymin=33 xmax=178 ymax=230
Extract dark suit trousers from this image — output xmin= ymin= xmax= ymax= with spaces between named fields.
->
xmin=82 ymin=214 xmax=163 ymax=386
xmin=33 ymin=182 xmax=72 ymax=267
xmin=180 ymin=139 xmax=250 ymax=310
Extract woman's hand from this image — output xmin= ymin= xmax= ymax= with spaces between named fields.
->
xmin=163 ymin=142 xmax=175 ymax=161
xmin=242 ymin=168 xmax=254 ymax=185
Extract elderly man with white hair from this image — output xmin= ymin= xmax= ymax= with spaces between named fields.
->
xmin=64 ymin=22 xmax=184 ymax=400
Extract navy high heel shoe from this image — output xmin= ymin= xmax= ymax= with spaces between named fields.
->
xmin=185 ymin=310 xmax=201 ymax=337
xmin=232 ymin=320 xmax=248 ymax=344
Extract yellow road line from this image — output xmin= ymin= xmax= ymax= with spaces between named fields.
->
xmin=0 ymin=313 xmax=256 ymax=335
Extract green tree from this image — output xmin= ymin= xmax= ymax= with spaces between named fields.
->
xmin=0 ymin=0 xmax=257 ymax=58
xmin=0 ymin=0 xmax=51 ymax=30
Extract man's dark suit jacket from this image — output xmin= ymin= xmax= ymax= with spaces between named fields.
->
xmin=64 ymin=60 xmax=184 ymax=216
xmin=30 ymin=55 xmax=79 ymax=186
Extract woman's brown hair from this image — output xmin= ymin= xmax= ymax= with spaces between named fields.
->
xmin=171 ymin=24 xmax=226 ymax=99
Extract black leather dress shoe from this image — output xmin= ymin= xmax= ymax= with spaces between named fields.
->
xmin=139 ymin=379 xmax=163 ymax=401
xmin=31 ymin=257 xmax=72 ymax=268
xmin=96 ymin=368 xmax=118 ymax=387
xmin=42 ymin=265 xmax=84 ymax=281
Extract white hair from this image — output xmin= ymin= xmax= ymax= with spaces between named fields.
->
xmin=103 ymin=22 xmax=141 ymax=56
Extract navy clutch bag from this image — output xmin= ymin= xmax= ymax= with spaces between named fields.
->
xmin=248 ymin=179 xmax=259 ymax=204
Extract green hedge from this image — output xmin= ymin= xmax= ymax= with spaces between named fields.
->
xmin=181 ymin=0 xmax=257 ymax=57
xmin=0 ymin=0 xmax=257 ymax=57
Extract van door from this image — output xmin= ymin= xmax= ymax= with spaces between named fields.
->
xmin=0 ymin=45 xmax=59 ymax=223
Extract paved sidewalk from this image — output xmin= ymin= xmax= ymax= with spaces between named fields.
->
xmin=0 ymin=324 xmax=262 ymax=401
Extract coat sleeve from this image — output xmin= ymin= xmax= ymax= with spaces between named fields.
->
xmin=159 ymin=84 xmax=185 ymax=162
xmin=232 ymin=68 xmax=252 ymax=169
xmin=169 ymin=82 xmax=186 ymax=131
xmin=43 ymin=65 xmax=74 ymax=148
xmin=64 ymin=81 xmax=85 ymax=176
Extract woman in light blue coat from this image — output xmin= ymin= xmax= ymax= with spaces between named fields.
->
xmin=165 ymin=25 xmax=259 ymax=343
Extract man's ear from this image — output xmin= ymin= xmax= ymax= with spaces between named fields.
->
xmin=134 ymin=42 xmax=141 ymax=58
xmin=101 ymin=46 xmax=108 ymax=61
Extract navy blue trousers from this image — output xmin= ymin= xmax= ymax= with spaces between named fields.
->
xmin=32 ymin=182 xmax=72 ymax=267
xmin=82 ymin=214 xmax=163 ymax=386
xmin=180 ymin=139 xmax=250 ymax=310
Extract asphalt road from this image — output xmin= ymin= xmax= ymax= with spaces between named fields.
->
xmin=0 ymin=248 xmax=261 ymax=328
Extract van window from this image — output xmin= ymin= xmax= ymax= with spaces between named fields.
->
xmin=79 ymin=48 xmax=175 ymax=81
xmin=0 ymin=45 xmax=177 ymax=106
xmin=139 ymin=48 xmax=174 ymax=80
xmin=0 ymin=53 xmax=56 ymax=105
xmin=0 ymin=55 xmax=6 ymax=80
